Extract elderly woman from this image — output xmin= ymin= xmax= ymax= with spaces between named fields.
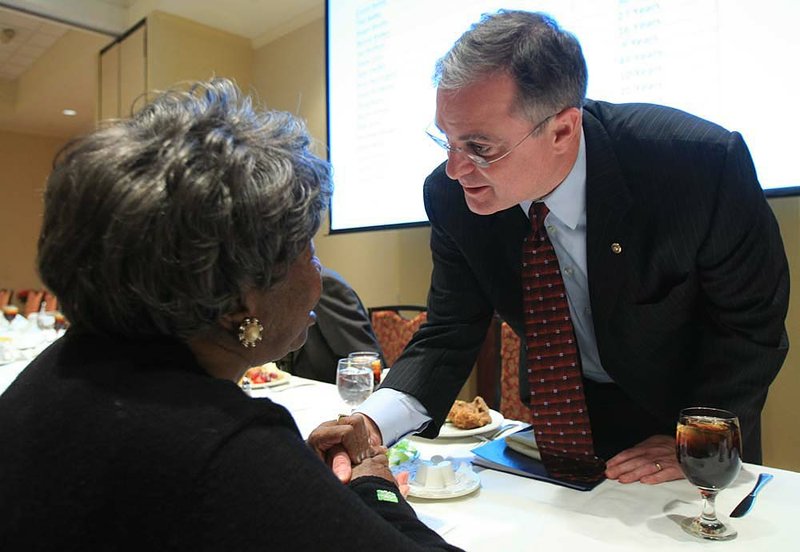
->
xmin=0 ymin=79 xmax=459 ymax=551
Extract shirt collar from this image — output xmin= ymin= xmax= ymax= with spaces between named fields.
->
xmin=519 ymin=130 xmax=586 ymax=229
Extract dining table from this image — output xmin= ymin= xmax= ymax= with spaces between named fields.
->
xmin=250 ymin=375 xmax=799 ymax=552
xmin=1 ymin=358 xmax=797 ymax=551
xmin=0 ymin=315 xmax=63 ymax=393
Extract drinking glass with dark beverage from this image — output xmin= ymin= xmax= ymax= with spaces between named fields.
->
xmin=53 ymin=312 xmax=67 ymax=331
xmin=348 ymin=351 xmax=382 ymax=386
xmin=2 ymin=305 xmax=18 ymax=323
xmin=676 ymin=407 xmax=742 ymax=541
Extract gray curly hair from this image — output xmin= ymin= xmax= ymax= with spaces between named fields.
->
xmin=434 ymin=10 xmax=587 ymax=122
xmin=38 ymin=78 xmax=332 ymax=339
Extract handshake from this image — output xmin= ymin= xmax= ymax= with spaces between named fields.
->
xmin=306 ymin=413 xmax=410 ymax=496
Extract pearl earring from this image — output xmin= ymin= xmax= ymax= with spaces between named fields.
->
xmin=237 ymin=317 xmax=264 ymax=348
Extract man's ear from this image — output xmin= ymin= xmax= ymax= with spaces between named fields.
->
xmin=551 ymin=107 xmax=582 ymax=152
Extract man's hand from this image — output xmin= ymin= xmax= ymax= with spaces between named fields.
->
xmin=306 ymin=413 xmax=383 ymax=483
xmin=604 ymin=434 xmax=684 ymax=484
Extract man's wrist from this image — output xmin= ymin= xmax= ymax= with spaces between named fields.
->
xmin=354 ymin=412 xmax=383 ymax=446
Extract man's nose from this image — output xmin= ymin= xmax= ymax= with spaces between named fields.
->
xmin=445 ymin=150 xmax=475 ymax=180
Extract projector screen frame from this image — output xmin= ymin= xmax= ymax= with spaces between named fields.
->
xmin=325 ymin=0 xmax=800 ymax=235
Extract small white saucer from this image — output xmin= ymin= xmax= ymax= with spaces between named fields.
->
xmin=407 ymin=462 xmax=481 ymax=499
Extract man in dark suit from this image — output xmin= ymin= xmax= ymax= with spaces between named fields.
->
xmin=278 ymin=267 xmax=384 ymax=384
xmin=330 ymin=10 xmax=788 ymax=485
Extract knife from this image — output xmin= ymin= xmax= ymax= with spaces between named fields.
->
xmin=729 ymin=472 xmax=773 ymax=518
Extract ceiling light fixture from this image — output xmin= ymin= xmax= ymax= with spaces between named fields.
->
xmin=1 ymin=28 xmax=16 ymax=44
xmin=62 ymin=109 xmax=77 ymax=116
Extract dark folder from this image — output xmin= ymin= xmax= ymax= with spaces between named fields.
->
xmin=471 ymin=437 xmax=604 ymax=492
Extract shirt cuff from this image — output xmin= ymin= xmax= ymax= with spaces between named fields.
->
xmin=356 ymin=388 xmax=431 ymax=447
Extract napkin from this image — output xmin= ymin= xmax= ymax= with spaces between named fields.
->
xmin=10 ymin=315 xmax=30 ymax=331
xmin=504 ymin=428 xmax=541 ymax=460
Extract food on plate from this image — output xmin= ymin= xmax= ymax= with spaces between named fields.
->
xmin=240 ymin=363 xmax=286 ymax=386
xmin=446 ymin=396 xmax=492 ymax=429
xmin=387 ymin=438 xmax=419 ymax=467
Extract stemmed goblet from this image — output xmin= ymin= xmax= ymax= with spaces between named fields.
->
xmin=336 ymin=358 xmax=374 ymax=411
xmin=37 ymin=310 xmax=56 ymax=332
xmin=676 ymin=407 xmax=742 ymax=541
xmin=2 ymin=305 xmax=18 ymax=323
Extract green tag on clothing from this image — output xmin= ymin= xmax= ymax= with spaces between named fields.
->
xmin=376 ymin=489 xmax=399 ymax=503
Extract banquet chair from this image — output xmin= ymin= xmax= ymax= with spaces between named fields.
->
xmin=472 ymin=313 xmax=503 ymax=410
xmin=368 ymin=306 xmax=428 ymax=367
xmin=0 ymin=289 xmax=12 ymax=308
xmin=497 ymin=322 xmax=533 ymax=424
xmin=369 ymin=306 xmax=504 ymax=407
xmin=22 ymin=289 xmax=45 ymax=317
xmin=43 ymin=292 xmax=58 ymax=312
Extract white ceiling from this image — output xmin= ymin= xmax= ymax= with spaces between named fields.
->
xmin=0 ymin=0 xmax=324 ymax=137
xmin=0 ymin=7 xmax=67 ymax=80
xmin=0 ymin=0 xmax=324 ymax=42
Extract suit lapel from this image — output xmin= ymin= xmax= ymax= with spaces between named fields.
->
xmin=582 ymin=109 xmax=634 ymax=347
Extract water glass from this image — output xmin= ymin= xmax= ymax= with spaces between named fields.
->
xmin=336 ymin=358 xmax=374 ymax=410
xmin=37 ymin=311 xmax=56 ymax=331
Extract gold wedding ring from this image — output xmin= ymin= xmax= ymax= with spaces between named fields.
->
xmin=654 ymin=461 xmax=663 ymax=472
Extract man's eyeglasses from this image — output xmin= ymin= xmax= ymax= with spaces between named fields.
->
xmin=426 ymin=112 xmax=556 ymax=169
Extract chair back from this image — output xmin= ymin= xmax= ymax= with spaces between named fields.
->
xmin=472 ymin=313 xmax=502 ymax=409
xmin=498 ymin=322 xmax=533 ymax=423
xmin=368 ymin=307 xmax=526 ymax=418
xmin=22 ymin=289 xmax=45 ymax=317
xmin=368 ymin=306 xmax=427 ymax=367
xmin=0 ymin=289 xmax=12 ymax=308
xmin=43 ymin=292 xmax=58 ymax=312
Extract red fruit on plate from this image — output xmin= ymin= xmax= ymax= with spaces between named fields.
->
xmin=251 ymin=371 xmax=266 ymax=384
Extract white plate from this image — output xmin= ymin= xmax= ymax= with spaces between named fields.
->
xmin=248 ymin=372 xmax=291 ymax=389
xmin=408 ymin=465 xmax=481 ymax=499
xmin=437 ymin=409 xmax=503 ymax=438
xmin=240 ymin=364 xmax=291 ymax=389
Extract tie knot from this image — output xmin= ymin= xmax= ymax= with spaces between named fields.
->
xmin=529 ymin=202 xmax=550 ymax=232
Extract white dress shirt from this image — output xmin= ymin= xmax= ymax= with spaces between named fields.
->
xmin=519 ymin=132 xmax=611 ymax=384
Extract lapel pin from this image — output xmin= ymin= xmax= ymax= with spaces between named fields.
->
xmin=610 ymin=242 xmax=622 ymax=254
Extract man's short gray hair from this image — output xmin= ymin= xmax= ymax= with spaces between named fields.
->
xmin=38 ymin=78 xmax=332 ymax=339
xmin=434 ymin=10 xmax=587 ymax=121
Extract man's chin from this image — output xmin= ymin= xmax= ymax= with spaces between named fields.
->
xmin=462 ymin=185 xmax=507 ymax=215
xmin=464 ymin=194 xmax=505 ymax=216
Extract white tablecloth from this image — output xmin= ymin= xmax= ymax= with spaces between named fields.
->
xmin=3 ymin=361 xmax=796 ymax=551
xmin=0 ymin=318 xmax=63 ymax=395
xmin=0 ymin=360 xmax=28 ymax=394
xmin=256 ymin=377 xmax=800 ymax=552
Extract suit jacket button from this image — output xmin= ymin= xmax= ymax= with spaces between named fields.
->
xmin=610 ymin=242 xmax=622 ymax=254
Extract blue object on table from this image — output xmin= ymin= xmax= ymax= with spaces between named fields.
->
xmin=729 ymin=472 xmax=773 ymax=518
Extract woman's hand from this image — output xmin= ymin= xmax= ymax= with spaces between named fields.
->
xmin=307 ymin=413 xmax=380 ymax=483
xmin=351 ymin=446 xmax=393 ymax=482
xmin=394 ymin=470 xmax=410 ymax=498
xmin=350 ymin=446 xmax=409 ymax=496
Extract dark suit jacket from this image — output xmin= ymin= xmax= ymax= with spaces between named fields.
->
xmin=383 ymin=100 xmax=789 ymax=463
xmin=279 ymin=267 xmax=383 ymax=384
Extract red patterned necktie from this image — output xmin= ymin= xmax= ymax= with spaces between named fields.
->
xmin=521 ymin=202 xmax=604 ymax=482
